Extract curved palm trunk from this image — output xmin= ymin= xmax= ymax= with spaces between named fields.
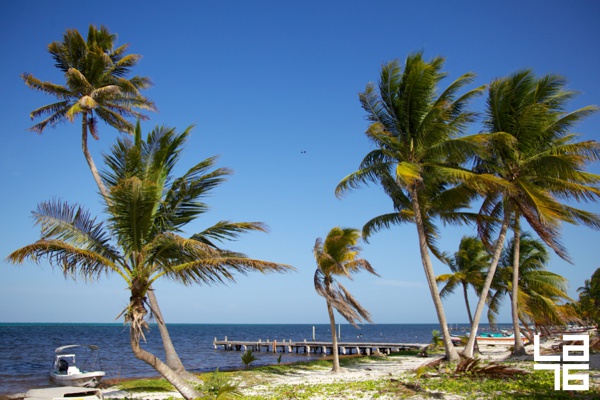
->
xmin=147 ymin=290 xmax=201 ymax=383
xmin=326 ymin=301 xmax=341 ymax=372
xmin=410 ymin=188 xmax=459 ymax=361
xmin=129 ymin=306 xmax=200 ymax=400
xmin=81 ymin=116 xmax=109 ymax=200
xmin=463 ymin=210 xmax=511 ymax=357
xmin=80 ymin=122 xmax=192 ymax=380
xmin=128 ymin=295 xmax=202 ymax=400
xmin=511 ymin=220 xmax=526 ymax=355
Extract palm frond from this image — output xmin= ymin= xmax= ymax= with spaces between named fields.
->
xmin=191 ymin=221 xmax=268 ymax=246
xmin=6 ymin=239 xmax=124 ymax=283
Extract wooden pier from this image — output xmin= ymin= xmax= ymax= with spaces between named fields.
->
xmin=213 ymin=337 xmax=427 ymax=356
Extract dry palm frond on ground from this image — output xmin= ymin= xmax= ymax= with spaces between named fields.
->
xmin=455 ymin=357 xmax=529 ymax=378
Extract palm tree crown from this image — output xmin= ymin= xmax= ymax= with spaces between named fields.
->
xmin=336 ymin=52 xmax=487 ymax=361
xmin=7 ymin=124 xmax=292 ymax=398
xmin=313 ymin=226 xmax=377 ymax=372
xmin=463 ymin=69 xmax=600 ymax=357
xmin=313 ymin=227 xmax=378 ymax=326
xmin=477 ymin=70 xmax=600 ymax=257
xmin=437 ymin=236 xmax=490 ymax=325
xmin=22 ymin=24 xmax=157 ymax=198
xmin=23 ymin=24 xmax=156 ymax=136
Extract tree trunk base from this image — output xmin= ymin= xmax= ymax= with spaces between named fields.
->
xmin=177 ymin=369 xmax=203 ymax=385
xmin=511 ymin=348 xmax=528 ymax=357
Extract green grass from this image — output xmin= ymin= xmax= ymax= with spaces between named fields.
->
xmin=414 ymin=368 xmax=599 ymax=399
xmin=111 ymin=355 xmax=599 ymax=399
xmin=114 ymin=377 xmax=175 ymax=392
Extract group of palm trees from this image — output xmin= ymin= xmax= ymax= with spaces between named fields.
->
xmin=336 ymin=53 xmax=600 ymax=361
xmin=438 ymin=234 xmax=572 ymax=342
xmin=7 ymin=24 xmax=600 ymax=398
xmin=10 ymin=25 xmax=294 ymax=398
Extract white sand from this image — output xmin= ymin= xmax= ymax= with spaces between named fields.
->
xmin=103 ymin=342 xmax=600 ymax=399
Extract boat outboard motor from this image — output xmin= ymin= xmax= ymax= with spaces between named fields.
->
xmin=58 ymin=359 xmax=68 ymax=373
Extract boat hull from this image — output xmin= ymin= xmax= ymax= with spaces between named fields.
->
xmin=476 ymin=336 xmax=527 ymax=346
xmin=50 ymin=371 xmax=105 ymax=388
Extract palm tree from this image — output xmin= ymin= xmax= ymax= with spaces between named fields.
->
xmin=577 ymin=268 xmax=600 ymax=325
xmin=313 ymin=227 xmax=378 ymax=372
xmin=437 ymin=236 xmax=490 ymax=326
xmin=464 ymin=70 xmax=600 ymax=357
xmin=22 ymin=24 xmax=156 ymax=199
xmin=21 ymin=25 xmax=192 ymax=376
xmin=487 ymin=233 xmax=571 ymax=339
xmin=7 ymin=125 xmax=292 ymax=399
xmin=336 ymin=52 xmax=489 ymax=361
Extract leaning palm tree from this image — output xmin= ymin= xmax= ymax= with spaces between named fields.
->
xmin=437 ymin=236 xmax=490 ymax=326
xmin=487 ymin=233 xmax=572 ymax=339
xmin=22 ymin=24 xmax=156 ymax=199
xmin=464 ymin=70 xmax=600 ymax=357
xmin=336 ymin=52 xmax=490 ymax=361
xmin=313 ymin=227 xmax=378 ymax=372
xmin=7 ymin=125 xmax=292 ymax=399
xmin=21 ymin=26 xmax=192 ymax=376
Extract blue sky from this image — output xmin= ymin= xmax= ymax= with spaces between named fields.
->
xmin=1 ymin=0 xmax=599 ymax=325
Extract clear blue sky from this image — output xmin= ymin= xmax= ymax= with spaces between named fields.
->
xmin=1 ymin=0 xmax=599 ymax=325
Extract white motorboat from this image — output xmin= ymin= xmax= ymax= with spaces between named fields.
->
xmin=50 ymin=345 xmax=105 ymax=387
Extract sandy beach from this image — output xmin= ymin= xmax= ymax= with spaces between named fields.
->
xmin=101 ymin=341 xmax=600 ymax=400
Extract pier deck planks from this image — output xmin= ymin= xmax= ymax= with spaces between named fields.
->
xmin=213 ymin=338 xmax=427 ymax=355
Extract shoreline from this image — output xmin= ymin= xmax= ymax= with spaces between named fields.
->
xmin=8 ymin=340 xmax=599 ymax=400
xmin=103 ymin=341 xmax=600 ymax=399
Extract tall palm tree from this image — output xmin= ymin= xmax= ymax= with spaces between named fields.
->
xmin=437 ymin=236 xmax=490 ymax=326
xmin=7 ymin=125 xmax=292 ymax=399
xmin=487 ymin=233 xmax=571 ymax=339
xmin=336 ymin=52 xmax=489 ymax=361
xmin=313 ymin=227 xmax=378 ymax=372
xmin=21 ymin=26 xmax=191 ymax=376
xmin=465 ymin=70 xmax=600 ymax=357
xmin=22 ymin=24 xmax=156 ymax=199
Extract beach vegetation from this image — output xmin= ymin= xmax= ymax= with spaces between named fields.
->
xmin=115 ymin=377 xmax=175 ymax=392
xmin=201 ymin=368 xmax=231 ymax=393
xmin=430 ymin=329 xmax=443 ymax=349
xmin=406 ymin=367 xmax=599 ymax=399
xmin=464 ymin=69 xmax=600 ymax=357
xmin=313 ymin=226 xmax=379 ymax=372
xmin=200 ymin=368 xmax=242 ymax=399
xmin=336 ymin=52 xmax=488 ymax=361
xmin=112 ymin=354 xmax=599 ymax=399
xmin=453 ymin=357 xmax=529 ymax=378
xmin=7 ymin=124 xmax=293 ymax=399
xmin=241 ymin=349 xmax=259 ymax=369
